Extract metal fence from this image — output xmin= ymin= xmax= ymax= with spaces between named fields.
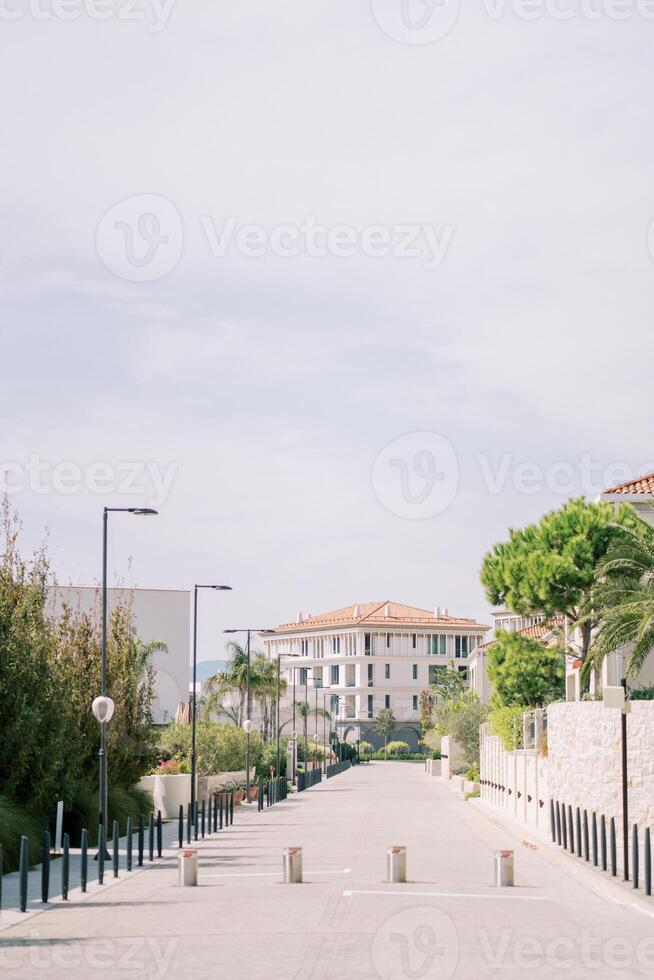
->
xmin=550 ymin=798 xmax=652 ymax=896
xmin=326 ymin=760 xmax=351 ymax=779
xmin=257 ymin=777 xmax=288 ymax=810
xmin=297 ymin=768 xmax=322 ymax=792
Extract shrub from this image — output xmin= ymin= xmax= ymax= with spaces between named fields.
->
xmin=432 ymin=690 xmax=489 ymax=767
xmin=466 ymin=763 xmax=480 ymax=782
xmin=630 ymin=686 xmax=654 ymax=700
xmin=358 ymin=741 xmax=374 ymax=759
xmin=0 ymin=796 xmax=43 ymax=873
xmin=487 ymin=631 xmax=565 ymax=708
xmin=489 ymin=706 xmax=524 ymax=750
xmin=386 ymin=741 xmax=410 ymax=757
xmin=157 ymin=721 xmax=263 ymax=776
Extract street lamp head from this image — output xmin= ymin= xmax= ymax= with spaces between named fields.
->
xmin=129 ymin=508 xmax=158 ymax=516
xmin=243 ymin=719 xmax=253 ymax=733
xmin=313 ymin=733 xmax=319 ymax=742
xmin=290 ymin=730 xmax=297 ymax=740
xmin=92 ymin=695 xmax=115 ymax=725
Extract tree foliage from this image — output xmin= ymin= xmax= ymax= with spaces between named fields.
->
xmin=432 ymin=690 xmax=489 ymax=767
xmin=0 ymin=499 xmax=160 ymax=822
xmin=374 ymin=707 xmax=397 ymax=757
xmin=487 ymin=631 xmax=565 ymax=708
xmin=156 ymin=720 xmax=263 ymax=776
xmin=585 ymin=513 xmax=654 ymax=680
xmin=481 ymin=498 xmax=635 ymax=660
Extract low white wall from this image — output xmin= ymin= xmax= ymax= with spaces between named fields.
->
xmin=440 ymin=736 xmax=465 ymax=780
xmin=480 ymin=735 xmax=549 ymax=835
xmin=138 ymin=774 xmax=190 ymax=819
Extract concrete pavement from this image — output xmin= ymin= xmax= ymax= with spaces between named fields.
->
xmin=2 ymin=763 xmax=654 ymax=979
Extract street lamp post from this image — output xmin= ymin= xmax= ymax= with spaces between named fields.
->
xmin=191 ymin=585 xmax=231 ymax=840
xmin=277 ymin=653 xmax=300 ymax=783
xmin=304 ymin=669 xmax=312 ymax=778
xmin=603 ymin=680 xmax=631 ymax=882
xmin=97 ymin=506 xmax=157 ymax=858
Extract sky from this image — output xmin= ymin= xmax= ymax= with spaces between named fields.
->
xmin=1 ymin=2 xmax=653 ymax=662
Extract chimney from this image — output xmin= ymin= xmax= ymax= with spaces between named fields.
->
xmin=384 ymin=602 xmax=391 ymax=618
xmin=353 ymin=604 xmax=360 ymax=618
xmin=297 ymin=612 xmax=303 ymax=624
xmin=444 ymin=608 xmax=449 ymax=618
xmin=435 ymin=606 xmax=441 ymax=618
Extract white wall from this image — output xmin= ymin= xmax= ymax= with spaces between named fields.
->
xmin=48 ymin=586 xmax=190 ymax=724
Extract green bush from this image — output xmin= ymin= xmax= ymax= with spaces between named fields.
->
xmin=630 ymin=686 xmax=654 ymax=700
xmin=466 ymin=763 xmax=480 ymax=782
xmin=0 ymin=796 xmax=43 ymax=873
xmin=156 ymin=721 xmax=264 ymax=776
xmin=386 ymin=741 xmax=410 ymax=757
xmin=432 ymin=690 xmax=489 ymax=767
xmin=489 ymin=706 xmax=524 ymax=750
xmin=358 ymin=741 xmax=374 ymax=759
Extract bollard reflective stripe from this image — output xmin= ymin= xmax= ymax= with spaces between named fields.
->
xmin=81 ymin=829 xmax=88 ymax=892
xmin=19 ymin=836 xmax=29 ymax=912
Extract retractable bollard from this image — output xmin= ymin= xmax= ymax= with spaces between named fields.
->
xmin=283 ymin=847 xmax=303 ymax=883
xmin=387 ymin=846 xmax=407 ymax=883
xmin=179 ymin=849 xmax=198 ymax=887
xmin=494 ymin=850 xmax=514 ymax=887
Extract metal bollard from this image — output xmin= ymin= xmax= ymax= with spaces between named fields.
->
xmin=187 ymin=803 xmax=192 ymax=844
xmin=387 ymin=846 xmax=407 ymax=884
xmin=201 ymin=799 xmax=206 ymax=839
xmin=645 ymin=828 xmax=652 ymax=897
xmin=592 ymin=812 xmax=598 ymax=867
xmin=62 ymin=833 xmax=70 ymax=900
xmin=219 ymin=796 xmax=223 ymax=830
xmin=633 ymin=824 xmax=639 ymax=890
xmin=138 ymin=815 xmax=144 ymax=867
xmin=601 ymin=815 xmax=607 ymax=871
xmin=98 ymin=825 xmax=105 ymax=884
xmin=610 ymin=817 xmax=617 ymax=877
xmin=81 ymin=829 xmax=88 ymax=892
xmin=19 ymin=836 xmax=28 ymax=912
xmin=230 ymin=793 xmax=234 ymax=824
xmin=583 ymin=810 xmax=589 ymax=862
xmin=179 ymin=849 xmax=198 ymax=887
xmin=127 ymin=817 xmax=133 ymax=871
xmin=213 ymin=796 xmax=218 ymax=833
xmin=148 ymin=812 xmax=154 ymax=862
xmin=567 ymin=806 xmax=574 ymax=854
xmin=576 ymin=808 xmax=582 ymax=858
xmin=283 ymin=847 xmax=303 ymax=883
xmin=157 ymin=811 xmax=163 ymax=857
xmin=494 ymin=850 xmax=514 ymax=887
xmin=194 ymin=801 xmax=199 ymax=842
xmin=113 ymin=820 xmax=120 ymax=877
xmin=42 ymin=831 xmax=51 ymax=903
xmin=555 ymin=801 xmax=562 ymax=845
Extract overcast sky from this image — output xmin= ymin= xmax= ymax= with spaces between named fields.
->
xmin=2 ymin=2 xmax=653 ymax=661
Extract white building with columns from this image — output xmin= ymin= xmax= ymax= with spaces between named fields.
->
xmin=263 ymin=600 xmax=490 ymax=751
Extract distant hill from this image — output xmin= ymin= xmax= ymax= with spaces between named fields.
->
xmin=191 ymin=659 xmax=228 ymax=682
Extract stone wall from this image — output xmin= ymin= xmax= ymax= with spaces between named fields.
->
xmin=479 ymin=701 xmax=654 ymax=846
xmin=547 ymin=701 xmax=654 ymax=828
xmin=440 ymin=735 xmax=466 ymax=780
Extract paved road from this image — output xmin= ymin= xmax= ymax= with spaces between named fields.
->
xmin=2 ymin=763 xmax=654 ymax=979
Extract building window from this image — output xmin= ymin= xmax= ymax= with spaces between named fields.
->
xmin=368 ymin=663 xmax=374 ymax=686
xmin=300 ymin=638 xmax=308 ymax=656
xmin=314 ymin=666 xmax=323 ymax=687
xmin=331 ymin=694 xmax=339 ymax=714
xmin=385 ymin=694 xmax=391 ymax=709
xmin=455 ymin=635 xmax=469 ymax=658
xmin=412 ymin=633 xmax=417 ymax=649
xmin=427 ymin=635 xmax=447 ymax=656
xmin=300 ymin=667 xmax=308 ymax=685
xmin=412 ymin=664 xmax=418 ymax=681
xmin=346 ymin=664 xmax=355 ymax=687
xmin=384 ymin=663 xmax=390 ymax=680
xmin=331 ymin=664 xmax=340 ymax=685
xmin=365 ymin=633 xmax=372 ymax=656
xmin=386 ymin=633 xmax=391 ymax=648
xmin=412 ymin=695 xmax=418 ymax=711
xmin=332 ymin=636 xmax=341 ymax=654
xmin=367 ymin=694 xmax=374 ymax=718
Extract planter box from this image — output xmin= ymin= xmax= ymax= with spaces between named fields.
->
xmin=138 ymin=774 xmax=191 ymax=820
xmin=425 ymin=759 xmax=442 ymax=777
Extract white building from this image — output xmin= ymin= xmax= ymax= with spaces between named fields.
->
xmin=48 ymin=586 xmax=191 ymax=724
xmin=263 ymin=600 xmax=490 ymax=751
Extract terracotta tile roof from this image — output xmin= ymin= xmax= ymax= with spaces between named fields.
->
xmin=602 ymin=472 xmax=654 ymax=495
xmin=476 ymin=616 xmax=564 ymax=650
xmin=268 ymin=600 xmax=490 ymax=634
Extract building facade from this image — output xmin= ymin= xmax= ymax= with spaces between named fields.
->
xmin=48 ymin=585 xmax=191 ymax=724
xmin=263 ymin=600 xmax=490 ymax=751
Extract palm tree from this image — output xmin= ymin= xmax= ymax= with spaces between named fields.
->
xmin=205 ymin=642 xmax=250 ymax=725
xmin=251 ymin=653 xmax=287 ymax=741
xmin=585 ymin=514 xmax=654 ymax=680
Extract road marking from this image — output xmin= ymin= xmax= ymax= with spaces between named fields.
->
xmin=203 ymin=868 xmax=351 ymax=880
xmin=343 ymin=889 xmax=548 ymax=902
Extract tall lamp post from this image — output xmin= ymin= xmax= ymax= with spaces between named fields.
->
xmin=303 ymin=668 xmax=313 ymax=778
xmin=603 ymin=680 xmax=631 ymax=881
xmin=191 ymin=585 xmax=232 ymax=838
xmin=97 ymin=506 xmax=157 ymax=858
xmin=223 ymin=628 xmax=274 ymax=805
xmin=277 ymin=653 xmax=300 ymax=782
